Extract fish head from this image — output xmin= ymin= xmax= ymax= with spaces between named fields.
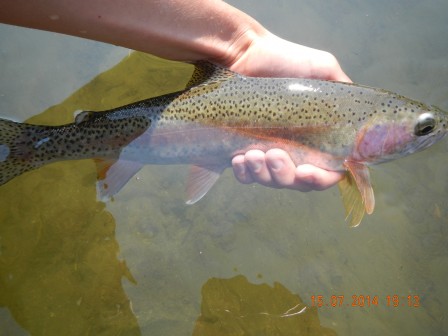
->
xmin=352 ymin=101 xmax=448 ymax=164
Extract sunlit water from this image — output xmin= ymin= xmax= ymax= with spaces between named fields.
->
xmin=1 ymin=1 xmax=447 ymax=335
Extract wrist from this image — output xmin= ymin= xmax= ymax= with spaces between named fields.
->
xmin=201 ymin=3 xmax=267 ymax=67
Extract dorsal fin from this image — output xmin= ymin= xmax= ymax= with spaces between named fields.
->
xmin=186 ymin=61 xmax=238 ymax=88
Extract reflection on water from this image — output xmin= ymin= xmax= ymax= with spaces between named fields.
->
xmin=193 ymin=275 xmax=337 ymax=335
xmin=1 ymin=0 xmax=448 ymax=335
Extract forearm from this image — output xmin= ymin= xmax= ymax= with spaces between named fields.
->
xmin=0 ymin=0 xmax=350 ymax=193
xmin=0 ymin=0 xmax=265 ymax=64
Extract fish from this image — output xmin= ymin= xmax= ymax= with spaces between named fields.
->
xmin=0 ymin=61 xmax=446 ymax=226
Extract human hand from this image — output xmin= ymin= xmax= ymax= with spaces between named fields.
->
xmin=226 ymin=32 xmax=351 ymax=191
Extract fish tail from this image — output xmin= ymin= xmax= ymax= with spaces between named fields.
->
xmin=0 ymin=118 xmax=46 ymax=186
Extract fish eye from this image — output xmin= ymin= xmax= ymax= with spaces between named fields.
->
xmin=414 ymin=112 xmax=436 ymax=136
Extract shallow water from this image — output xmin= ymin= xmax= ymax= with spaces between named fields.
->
xmin=1 ymin=1 xmax=447 ymax=335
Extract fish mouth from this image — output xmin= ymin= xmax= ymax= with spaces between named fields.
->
xmin=408 ymin=131 xmax=447 ymax=154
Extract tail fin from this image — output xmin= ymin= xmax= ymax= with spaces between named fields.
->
xmin=0 ymin=118 xmax=44 ymax=186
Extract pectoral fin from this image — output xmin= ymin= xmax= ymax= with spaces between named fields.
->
xmin=338 ymin=161 xmax=375 ymax=227
xmin=186 ymin=165 xmax=225 ymax=204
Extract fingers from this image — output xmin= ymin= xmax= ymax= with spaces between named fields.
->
xmin=232 ymin=154 xmax=254 ymax=184
xmin=307 ymin=49 xmax=353 ymax=82
xmin=228 ymin=34 xmax=352 ymax=84
xmin=265 ymin=149 xmax=297 ymax=187
xmin=294 ymin=164 xmax=344 ymax=191
xmin=232 ymin=149 xmax=344 ymax=192
xmin=232 ymin=150 xmax=272 ymax=186
xmin=336 ymin=70 xmax=352 ymax=83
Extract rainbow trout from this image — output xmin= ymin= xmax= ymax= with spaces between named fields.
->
xmin=0 ymin=62 xmax=446 ymax=226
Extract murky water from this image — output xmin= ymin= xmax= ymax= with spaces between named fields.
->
xmin=1 ymin=1 xmax=447 ymax=335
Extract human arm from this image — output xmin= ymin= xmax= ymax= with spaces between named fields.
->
xmin=0 ymin=0 xmax=348 ymax=191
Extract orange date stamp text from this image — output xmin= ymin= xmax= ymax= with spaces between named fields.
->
xmin=310 ymin=294 xmax=420 ymax=308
